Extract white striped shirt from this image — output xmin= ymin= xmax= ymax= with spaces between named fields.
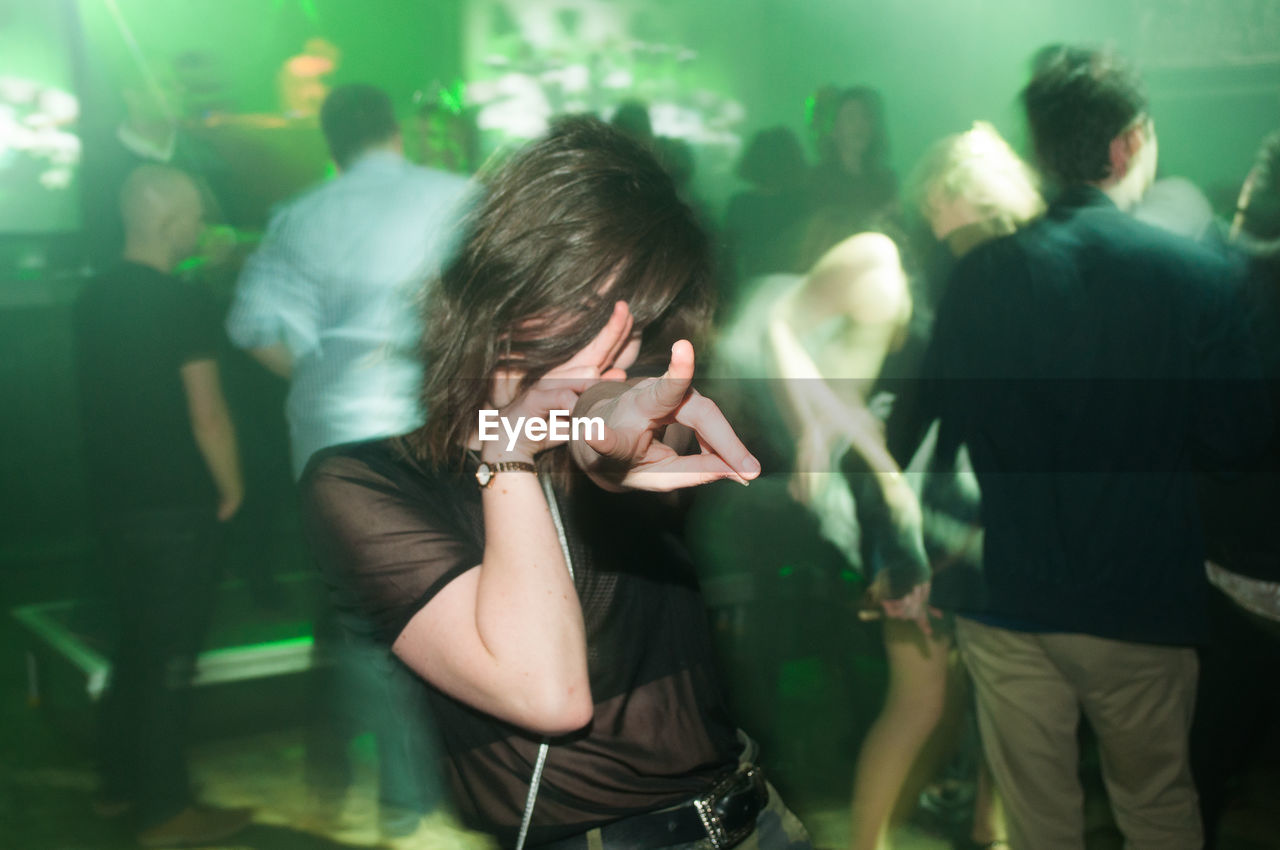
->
xmin=227 ymin=150 xmax=472 ymax=477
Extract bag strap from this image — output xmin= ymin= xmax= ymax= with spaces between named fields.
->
xmin=514 ymin=471 xmax=576 ymax=850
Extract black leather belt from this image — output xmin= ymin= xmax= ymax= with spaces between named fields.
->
xmin=534 ymin=765 xmax=769 ymax=850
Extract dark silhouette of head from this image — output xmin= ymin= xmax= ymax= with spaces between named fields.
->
xmin=736 ymin=126 xmax=808 ymax=193
xmin=610 ymin=99 xmax=653 ymax=145
xmin=320 ymin=83 xmax=400 ymax=170
xmin=1022 ymin=47 xmax=1149 ymax=187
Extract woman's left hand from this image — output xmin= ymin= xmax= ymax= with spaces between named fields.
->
xmin=572 ymin=339 xmax=762 ymax=491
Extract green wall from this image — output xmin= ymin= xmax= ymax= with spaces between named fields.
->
xmin=76 ymin=0 xmax=464 ymax=119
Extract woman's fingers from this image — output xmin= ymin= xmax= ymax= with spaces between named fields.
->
xmin=559 ymin=301 xmax=632 ymax=375
xmin=601 ymin=307 xmax=635 ymax=371
xmin=569 ymin=339 xmax=760 ymax=493
xmin=581 ymin=420 xmax=625 ymax=459
xmin=673 ymin=392 xmax=761 ymax=480
xmin=880 ymin=583 xmax=933 ymax=637
xmin=622 ymin=453 xmax=750 ymax=491
xmin=498 ymin=387 xmax=583 ymax=454
xmin=637 ymin=340 xmax=696 ymax=418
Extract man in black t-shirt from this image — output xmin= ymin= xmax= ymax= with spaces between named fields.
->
xmin=75 ymin=165 xmax=250 ymax=847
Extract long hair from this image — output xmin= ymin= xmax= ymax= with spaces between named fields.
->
xmin=812 ymin=86 xmax=891 ymax=174
xmin=408 ymin=116 xmax=713 ymax=467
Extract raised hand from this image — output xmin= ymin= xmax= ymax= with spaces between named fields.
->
xmin=481 ymin=301 xmax=635 ymax=463
xmin=572 ymin=339 xmax=762 ymax=491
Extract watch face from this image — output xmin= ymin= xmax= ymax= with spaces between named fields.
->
xmin=475 ymin=463 xmax=493 ymax=488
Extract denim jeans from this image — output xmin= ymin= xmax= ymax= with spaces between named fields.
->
xmin=305 ymin=604 xmax=447 ymax=832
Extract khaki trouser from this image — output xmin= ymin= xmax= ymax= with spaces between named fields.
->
xmin=956 ymin=617 xmax=1201 ymax=850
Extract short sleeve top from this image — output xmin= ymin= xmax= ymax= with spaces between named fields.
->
xmin=301 ymin=439 xmax=741 ymax=846
xmin=75 ymin=262 xmax=222 ymax=512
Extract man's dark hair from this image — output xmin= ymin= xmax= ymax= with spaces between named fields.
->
xmin=1021 ymin=47 xmax=1148 ymax=186
xmin=410 ymin=116 xmax=712 ymax=466
xmin=320 ymin=84 xmax=399 ymax=169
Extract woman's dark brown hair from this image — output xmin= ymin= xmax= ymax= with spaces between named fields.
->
xmin=409 ymin=116 xmax=713 ymax=467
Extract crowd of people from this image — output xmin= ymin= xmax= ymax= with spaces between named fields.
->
xmin=71 ymin=38 xmax=1280 ymax=850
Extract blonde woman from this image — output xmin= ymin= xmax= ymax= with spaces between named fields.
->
xmin=750 ymin=122 xmax=1042 ymax=850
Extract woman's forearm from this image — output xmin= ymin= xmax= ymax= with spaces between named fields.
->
xmin=472 ymin=453 xmax=592 ymax=732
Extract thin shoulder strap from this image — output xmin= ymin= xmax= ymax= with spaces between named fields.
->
xmin=514 ymin=472 xmax=576 ymax=850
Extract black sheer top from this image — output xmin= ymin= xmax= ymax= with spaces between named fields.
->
xmin=301 ymin=439 xmax=741 ymax=845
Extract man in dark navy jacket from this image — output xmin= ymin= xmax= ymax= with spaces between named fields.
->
xmin=890 ymin=48 xmax=1270 ymax=850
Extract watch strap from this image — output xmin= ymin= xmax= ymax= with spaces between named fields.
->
xmin=476 ymin=460 xmax=536 ymax=488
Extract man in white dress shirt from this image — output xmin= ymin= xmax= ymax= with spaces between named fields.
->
xmin=228 ymin=82 xmax=471 ymax=476
xmin=226 ymin=83 xmax=471 ymax=840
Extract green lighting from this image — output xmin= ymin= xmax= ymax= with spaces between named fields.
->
xmin=200 ymin=635 xmax=312 ymax=659
xmin=777 ymin=658 xmax=823 ymax=699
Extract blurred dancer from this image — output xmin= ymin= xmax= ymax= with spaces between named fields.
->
xmin=1230 ymin=129 xmax=1280 ymax=243
xmin=226 ymin=83 xmax=471 ymax=841
xmin=713 ymin=122 xmax=1036 ymax=850
xmin=277 ymin=37 xmax=340 ymax=119
xmin=413 ymin=89 xmax=479 ymax=175
xmin=76 ymin=165 xmax=251 ymax=847
xmin=892 ymin=48 xmax=1269 ymax=850
xmin=82 ymin=62 xmax=234 ymax=271
xmin=804 ymin=86 xmax=898 ymax=253
xmin=1191 ymin=129 xmax=1280 ymax=848
xmin=722 ymin=127 xmax=810 ymax=293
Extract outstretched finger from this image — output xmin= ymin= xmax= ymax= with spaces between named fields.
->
xmin=638 ymin=339 xmax=696 ymax=418
xmin=674 ymin=393 xmax=761 ymax=480
xmin=626 ymin=453 xmax=750 ymax=491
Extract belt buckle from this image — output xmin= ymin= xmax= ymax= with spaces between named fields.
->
xmin=692 ymin=765 xmax=766 ymax=850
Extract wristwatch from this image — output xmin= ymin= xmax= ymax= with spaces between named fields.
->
xmin=475 ymin=460 xmax=537 ymax=489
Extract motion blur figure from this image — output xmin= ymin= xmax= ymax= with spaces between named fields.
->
xmin=413 ymin=90 xmax=479 ymax=175
xmin=226 ymin=83 xmax=472 ymax=841
xmin=891 ymin=48 xmax=1270 ymax=850
xmin=803 ymin=86 xmax=899 ymax=258
xmin=277 ymin=37 xmax=340 ymax=120
xmin=609 ymin=97 xmax=654 ymax=146
xmin=1230 ymin=129 xmax=1280 ymax=243
xmin=722 ymin=126 xmax=811 ymax=294
xmin=82 ymin=60 xmax=234 ymax=271
xmin=1190 ymin=127 xmax=1280 ymax=849
xmin=227 ymin=82 xmax=471 ymax=477
xmin=715 ymin=121 xmax=1040 ymax=850
xmin=75 ymin=165 xmax=251 ymax=847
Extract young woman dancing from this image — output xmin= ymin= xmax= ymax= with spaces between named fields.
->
xmin=302 ymin=116 xmax=813 ymax=850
